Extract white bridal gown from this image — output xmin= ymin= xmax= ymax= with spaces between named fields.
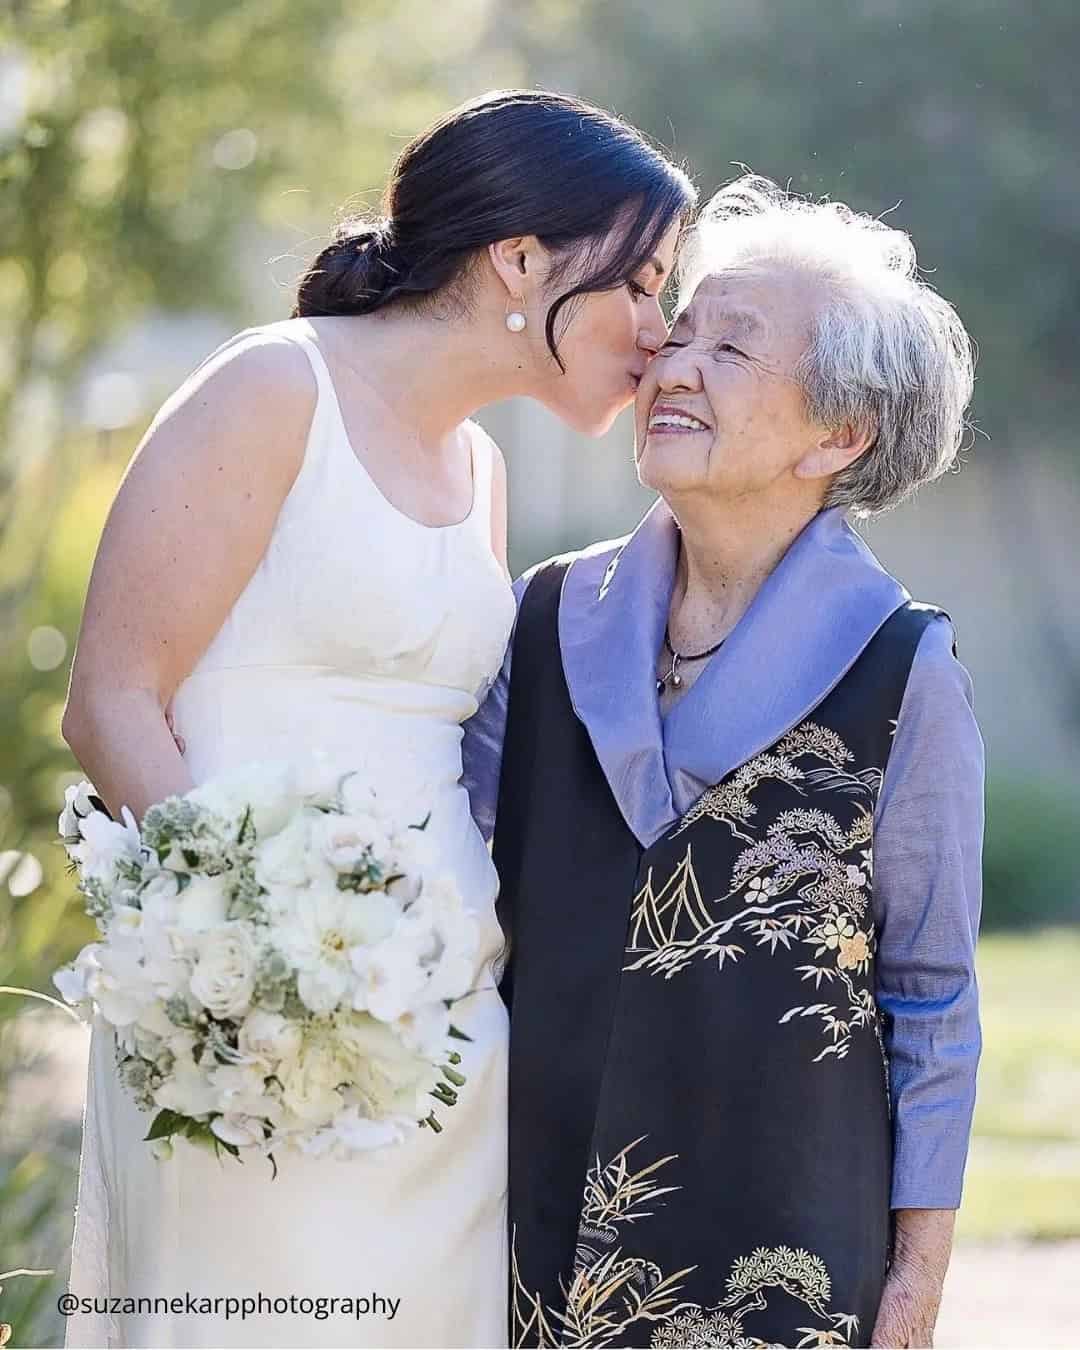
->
xmin=65 ymin=320 xmax=516 ymax=1349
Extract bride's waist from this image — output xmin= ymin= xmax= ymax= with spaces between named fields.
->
xmin=171 ymin=665 xmax=475 ymax=784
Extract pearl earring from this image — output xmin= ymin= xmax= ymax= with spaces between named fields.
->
xmin=505 ymin=298 xmax=527 ymax=333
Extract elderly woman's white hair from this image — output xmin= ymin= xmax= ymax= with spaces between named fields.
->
xmin=678 ymin=175 xmax=976 ymax=516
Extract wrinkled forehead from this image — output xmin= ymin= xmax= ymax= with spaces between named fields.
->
xmin=673 ymin=268 xmax=821 ymax=344
xmin=672 ymin=275 xmax=768 ymax=339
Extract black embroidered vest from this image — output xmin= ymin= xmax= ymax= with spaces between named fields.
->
xmin=494 ymin=560 xmax=942 ymax=1350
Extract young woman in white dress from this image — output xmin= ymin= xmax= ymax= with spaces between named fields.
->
xmin=60 ymin=90 xmax=693 ymax=1348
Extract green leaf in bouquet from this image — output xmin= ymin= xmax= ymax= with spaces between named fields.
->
xmin=144 ymin=1108 xmax=187 ymax=1142
xmin=420 ymin=1111 xmax=444 ymax=1133
xmin=447 ymin=1023 xmax=473 ymax=1043
xmin=441 ymin=1065 xmax=466 ymax=1089
xmin=237 ymin=806 xmax=255 ymax=846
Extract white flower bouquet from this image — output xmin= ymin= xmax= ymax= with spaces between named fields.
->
xmin=53 ymin=761 xmax=476 ymax=1167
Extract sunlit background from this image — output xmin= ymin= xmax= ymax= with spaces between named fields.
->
xmin=2 ymin=1 xmax=1079 ymax=1345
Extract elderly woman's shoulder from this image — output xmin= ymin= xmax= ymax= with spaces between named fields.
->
xmin=512 ymin=532 xmax=630 ymax=602
xmin=889 ymin=602 xmax=983 ymax=775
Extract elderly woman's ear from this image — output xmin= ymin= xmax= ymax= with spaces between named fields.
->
xmin=793 ymin=418 xmax=877 ymax=483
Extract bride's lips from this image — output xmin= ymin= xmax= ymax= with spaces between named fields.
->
xmin=646 ymin=401 xmax=712 ymax=436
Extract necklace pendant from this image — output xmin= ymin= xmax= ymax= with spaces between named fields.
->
xmin=656 ymin=677 xmax=665 ymax=695
xmin=672 ymin=672 xmax=682 ymax=688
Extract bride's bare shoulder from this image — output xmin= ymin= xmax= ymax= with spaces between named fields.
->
xmin=164 ymin=321 xmax=318 ymax=417
xmin=136 ymin=322 xmax=320 ymax=485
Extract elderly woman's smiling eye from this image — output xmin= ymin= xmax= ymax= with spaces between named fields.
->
xmin=714 ymin=340 xmax=745 ymax=357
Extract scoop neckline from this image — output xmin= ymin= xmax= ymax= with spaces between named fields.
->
xmin=300 ymin=324 xmax=480 ymax=532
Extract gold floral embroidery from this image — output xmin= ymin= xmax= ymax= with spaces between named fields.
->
xmin=510 ymin=1139 xmax=858 ymax=1349
xmin=625 ymin=721 xmax=885 ymax=1065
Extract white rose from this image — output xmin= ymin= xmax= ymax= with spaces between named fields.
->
xmin=237 ymin=1008 xmax=302 ymax=1068
xmin=189 ymin=922 xmax=257 ymax=1020
xmin=154 ymin=1053 xmax=219 ymax=1118
xmin=174 ymin=873 xmax=229 ymax=931
xmin=314 ymin=811 xmax=389 ymax=872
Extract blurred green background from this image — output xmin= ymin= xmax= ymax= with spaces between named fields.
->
xmin=2 ymin=1 xmax=1078 ymax=1345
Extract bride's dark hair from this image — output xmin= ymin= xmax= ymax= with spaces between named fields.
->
xmin=293 ymin=90 xmax=695 ymax=366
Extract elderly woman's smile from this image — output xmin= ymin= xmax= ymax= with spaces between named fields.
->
xmin=634 ymin=268 xmax=844 ymax=503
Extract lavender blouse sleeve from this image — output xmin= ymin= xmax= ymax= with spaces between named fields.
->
xmin=461 ymin=572 xmax=535 ymax=844
xmin=873 ymin=614 xmax=985 ymax=1210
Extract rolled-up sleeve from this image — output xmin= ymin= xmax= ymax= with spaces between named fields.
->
xmin=461 ymin=571 xmax=535 ymax=843
xmin=873 ymin=615 xmax=984 ymax=1210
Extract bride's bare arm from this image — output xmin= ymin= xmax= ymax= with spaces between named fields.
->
xmin=62 ymin=335 xmax=316 ymax=822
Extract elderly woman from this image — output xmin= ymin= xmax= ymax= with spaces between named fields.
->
xmin=464 ymin=176 xmax=982 ymax=1350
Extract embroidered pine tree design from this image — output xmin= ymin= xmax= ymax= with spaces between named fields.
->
xmin=510 ymin=1141 xmax=859 ymax=1349
xmin=623 ymin=720 xmax=885 ymax=1063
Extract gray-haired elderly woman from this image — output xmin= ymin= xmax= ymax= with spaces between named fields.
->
xmin=464 ymin=176 xmax=982 ymax=1349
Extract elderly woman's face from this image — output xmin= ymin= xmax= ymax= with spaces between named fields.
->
xmin=634 ymin=266 xmax=831 ymax=501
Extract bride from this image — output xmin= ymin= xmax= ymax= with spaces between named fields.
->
xmin=59 ymin=89 xmax=692 ymax=1348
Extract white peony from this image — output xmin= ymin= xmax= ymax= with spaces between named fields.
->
xmin=274 ymin=881 xmax=398 ymax=1015
xmin=189 ymin=922 xmax=258 ymax=1020
xmin=237 ymin=1008 xmax=302 ymax=1068
xmin=337 ymin=1013 xmax=442 ymax=1120
xmin=279 ymin=1033 xmax=350 ymax=1124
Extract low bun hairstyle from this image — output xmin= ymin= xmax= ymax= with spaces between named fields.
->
xmin=294 ymin=89 xmax=696 ymax=366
